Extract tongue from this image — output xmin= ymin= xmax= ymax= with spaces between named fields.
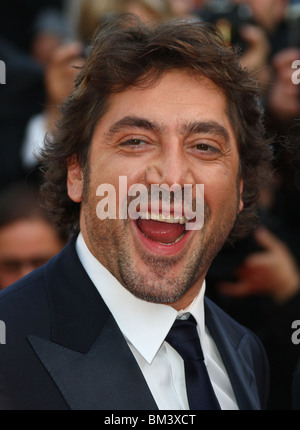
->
xmin=136 ymin=219 xmax=185 ymax=244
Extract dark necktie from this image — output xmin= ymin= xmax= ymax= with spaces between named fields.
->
xmin=166 ymin=315 xmax=221 ymax=410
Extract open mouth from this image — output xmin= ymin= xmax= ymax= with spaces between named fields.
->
xmin=135 ymin=211 xmax=193 ymax=246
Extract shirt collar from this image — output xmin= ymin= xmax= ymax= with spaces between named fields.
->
xmin=76 ymin=233 xmax=207 ymax=364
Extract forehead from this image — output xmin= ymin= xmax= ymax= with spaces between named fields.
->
xmin=93 ymin=70 xmax=235 ymax=139
xmin=0 ymin=219 xmax=57 ymax=251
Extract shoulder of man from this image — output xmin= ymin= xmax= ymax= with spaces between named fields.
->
xmin=205 ymin=295 xmax=263 ymax=341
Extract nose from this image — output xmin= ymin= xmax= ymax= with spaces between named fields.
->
xmin=145 ymin=141 xmax=193 ymax=187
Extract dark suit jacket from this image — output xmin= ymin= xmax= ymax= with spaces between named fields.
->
xmin=0 ymin=236 xmax=269 ymax=410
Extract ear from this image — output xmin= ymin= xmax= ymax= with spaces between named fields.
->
xmin=67 ymin=155 xmax=83 ymax=203
xmin=238 ymin=177 xmax=244 ymax=213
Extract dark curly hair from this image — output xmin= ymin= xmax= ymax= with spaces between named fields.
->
xmin=40 ymin=15 xmax=273 ymax=241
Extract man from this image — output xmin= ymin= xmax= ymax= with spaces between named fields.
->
xmin=0 ymin=182 xmax=67 ymax=289
xmin=0 ymin=16 xmax=272 ymax=410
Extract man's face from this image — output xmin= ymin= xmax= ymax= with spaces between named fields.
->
xmin=0 ymin=218 xmax=64 ymax=289
xmin=68 ymin=70 xmax=243 ymax=310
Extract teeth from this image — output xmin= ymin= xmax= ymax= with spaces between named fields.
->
xmin=140 ymin=231 xmax=185 ymax=245
xmin=156 ymin=233 xmax=185 ymax=245
xmin=168 ymin=233 xmax=185 ymax=245
xmin=139 ymin=211 xmax=188 ymax=224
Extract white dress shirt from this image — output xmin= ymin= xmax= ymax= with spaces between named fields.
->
xmin=76 ymin=233 xmax=239 ymax=410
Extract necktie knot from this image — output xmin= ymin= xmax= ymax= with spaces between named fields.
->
xmin=166 ymin=315 xmax=204 ymax=361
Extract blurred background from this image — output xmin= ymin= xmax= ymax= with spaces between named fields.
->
xmin=0 ymin=0 xmax=300 ymax=410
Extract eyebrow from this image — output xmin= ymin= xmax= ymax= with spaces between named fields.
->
xmin=180 ymin=121 xmax=230 ymax=145
xmin=106 ymin=115 xmax=231 ymax=145
xmin=106 ymin=116 xmax=163 ymax=137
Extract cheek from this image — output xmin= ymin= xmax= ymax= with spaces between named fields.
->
xmin=89 ymin=167 xmax=147 ymax=219
xmin=91 ymin=153 xmax=147 ymax=184
xmin=202 ymin=172 xmax=240 ymax=212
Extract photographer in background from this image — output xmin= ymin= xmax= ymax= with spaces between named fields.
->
xmin=194 ymin=0 xmax=271 ymax=95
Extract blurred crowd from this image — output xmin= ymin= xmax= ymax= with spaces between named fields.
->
xmin=0 ymin=0 xmax=300 ymax=410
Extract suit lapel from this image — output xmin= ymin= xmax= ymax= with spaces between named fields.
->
xmin=43 ymin=235 xmax=108 ymax=353
xmin=28 ymin=315 xmax=158 ymax=410
xmin=205 ymin=298 xmax=261 ymax=410
xmin=28 ymin=236 xmax=157 ymax=410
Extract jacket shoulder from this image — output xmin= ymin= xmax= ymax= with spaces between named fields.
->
xmin=205 ymin=295 xmax=269 ymax=359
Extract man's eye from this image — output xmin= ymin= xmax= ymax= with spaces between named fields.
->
xmin=191 ymin=142 xmax=222 ymax=160
xmin=195 ymin=143 xmax=217 ymax=152
xmin=120 ymin=139 xmax=144 ymax=147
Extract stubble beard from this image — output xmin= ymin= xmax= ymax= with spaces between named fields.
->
xmin=116 ymin=204 xmax=238 ymax=304
xmin=83 ymin=196 xmax=240 ymax=306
